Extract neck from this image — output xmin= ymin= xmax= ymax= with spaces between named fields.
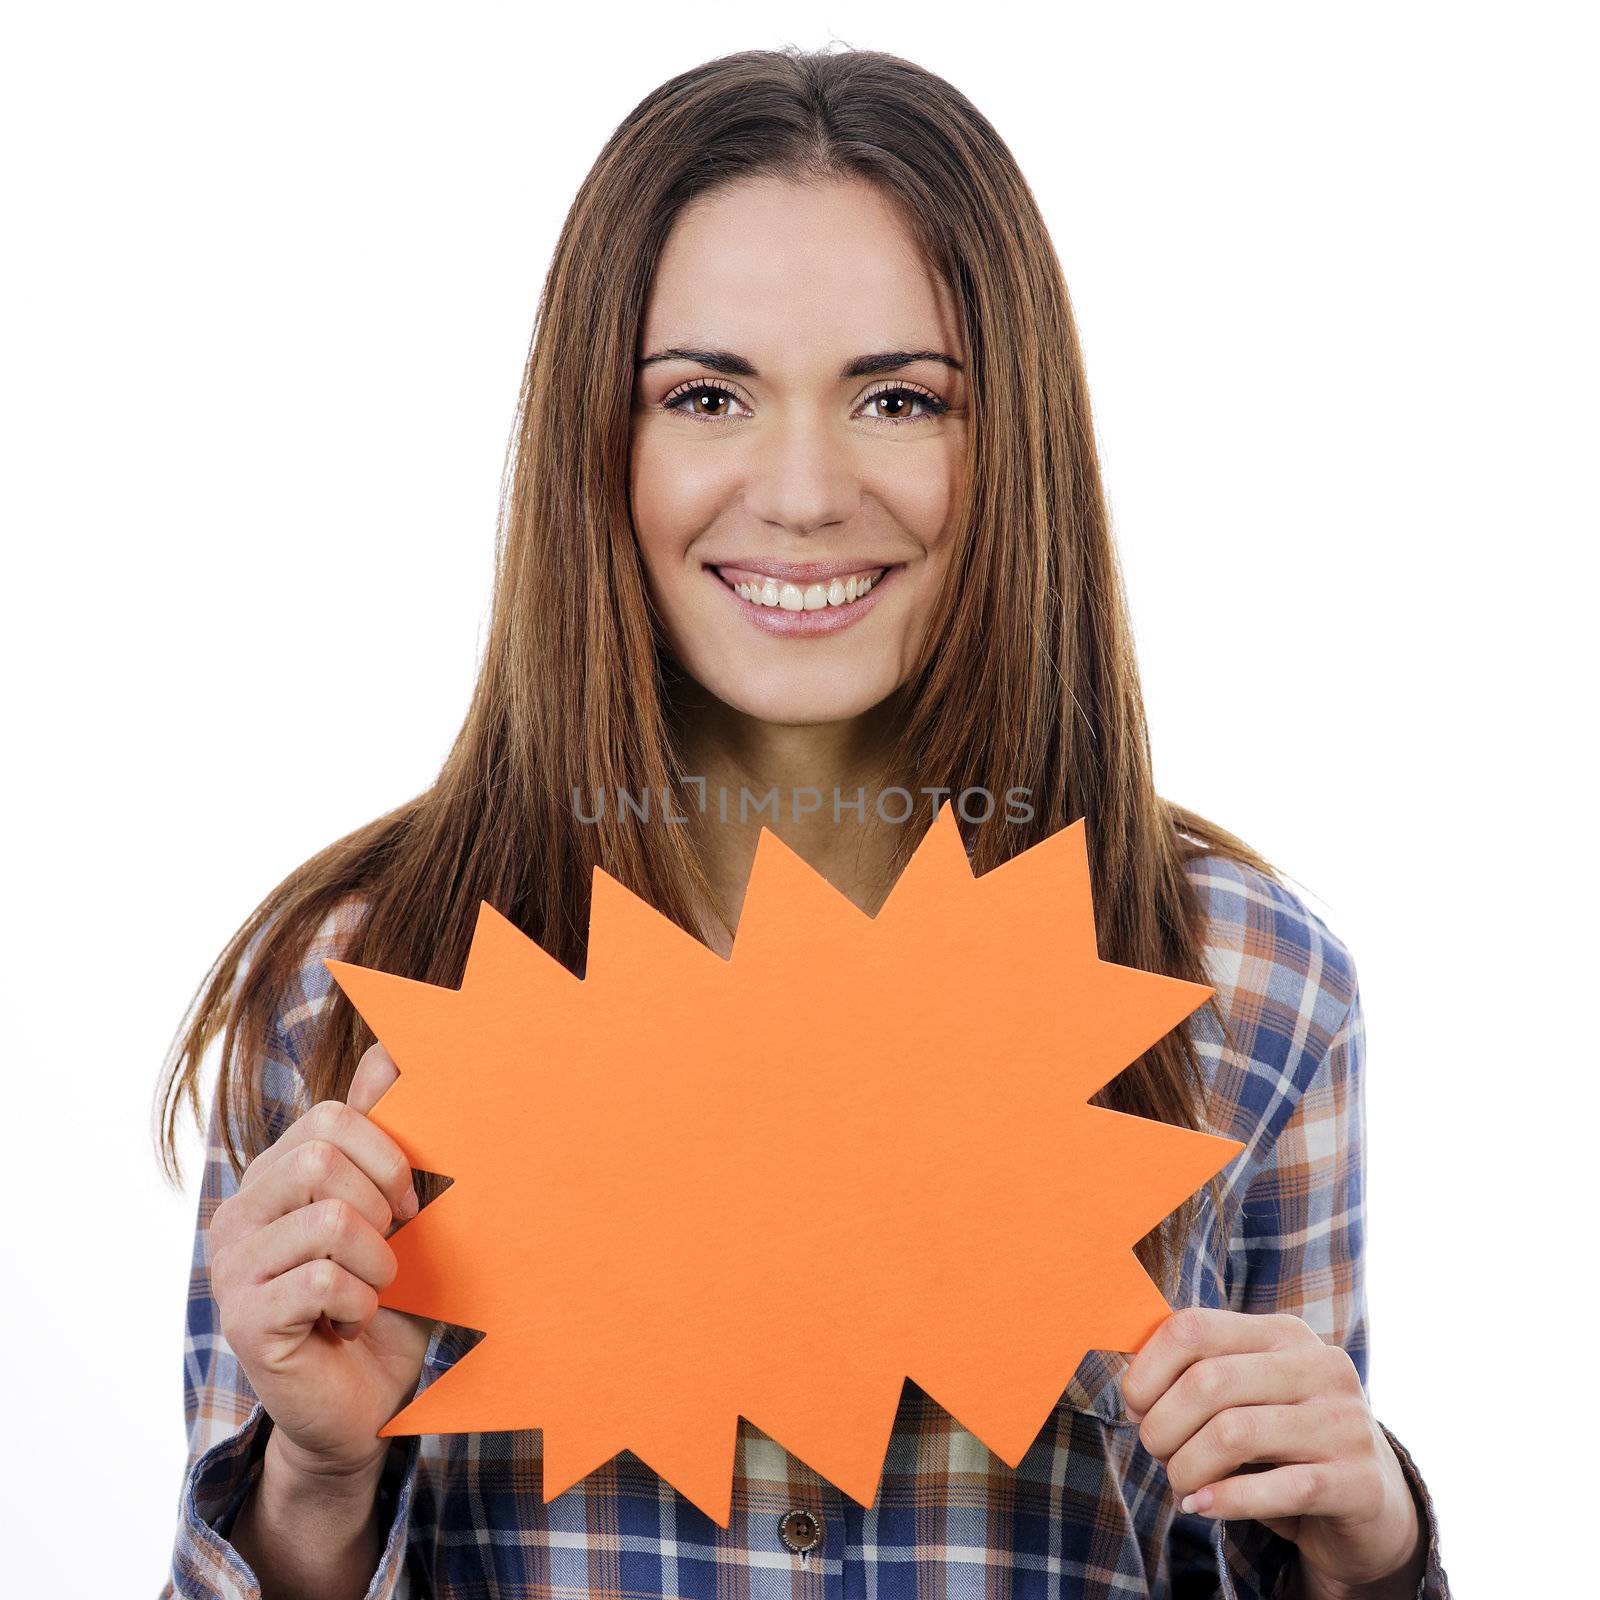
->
xmin=672 ymin=683 xmax=911 ymax=954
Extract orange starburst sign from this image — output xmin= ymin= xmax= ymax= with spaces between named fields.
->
xmin=327 ymin=807 xmax=1243 ymax=1525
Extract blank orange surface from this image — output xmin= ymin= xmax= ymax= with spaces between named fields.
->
xmin=326 ymin=807 xmax=1244 ymax=1526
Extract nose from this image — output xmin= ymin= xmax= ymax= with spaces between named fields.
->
xmin=741 ymin=407 xmax=861 ymax=536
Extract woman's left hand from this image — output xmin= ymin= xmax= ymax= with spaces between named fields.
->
xmin=1121 ymin=1307 xmax=1425 ymax=1597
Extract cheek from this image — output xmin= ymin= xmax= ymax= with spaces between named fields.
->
xmin=877 ymin=442 xmax=963 ymax=551
xmin=629 ymin=429 xmax=731 ymax=562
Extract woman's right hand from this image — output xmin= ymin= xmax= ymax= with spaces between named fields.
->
xmin=207 ymin=1042 xmax=436 ymax=1483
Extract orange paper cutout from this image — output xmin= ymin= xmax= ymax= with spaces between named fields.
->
xmin=326 ymin=807 xmax=1244 ymax=1526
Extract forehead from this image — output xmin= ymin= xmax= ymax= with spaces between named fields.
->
xmin=640 ymin=175 xmax=961 ymax=361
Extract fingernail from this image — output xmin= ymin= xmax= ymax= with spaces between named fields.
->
xmin=1180 ymin=1489 xmax=1214 ymax=1516
xmin=401 ymin=1185 xmax=420 ymax=1218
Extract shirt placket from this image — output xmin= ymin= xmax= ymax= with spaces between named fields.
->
xmin=776 ymin=1481 xmax=845 ymax=1600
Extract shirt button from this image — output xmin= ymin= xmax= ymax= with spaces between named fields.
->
xmin=778 ymin=1507 xmax=823 ymax=1554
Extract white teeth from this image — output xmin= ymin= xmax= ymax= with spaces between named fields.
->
xmin=731 ymin=570 xmax=881 ymax=608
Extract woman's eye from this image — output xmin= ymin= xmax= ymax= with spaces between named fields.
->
xmin=860 ymin=386 xmax=947 ymax=423
xmin=663 ymin=383 xmax=746 ymax=421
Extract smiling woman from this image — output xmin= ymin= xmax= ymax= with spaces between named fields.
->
xmin=156 ymin=43 xmax=1450 ymax=1600
xmin=630 ymin=178 xmax=966 ymax=708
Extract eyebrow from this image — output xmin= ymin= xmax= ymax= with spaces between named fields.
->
xmin=635 ymin=347 xmax=964 ymax=380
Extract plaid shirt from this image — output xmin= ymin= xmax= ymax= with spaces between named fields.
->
xmin=162 ymin=852 xmax=1451 ymax=1599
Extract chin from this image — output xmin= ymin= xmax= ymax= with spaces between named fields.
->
xmin=687 ymin=658 xmax=892 ymax=726
xmin=722 ymin=684 xmax=887 ymax=726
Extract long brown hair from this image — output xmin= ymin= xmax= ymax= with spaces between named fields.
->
xmin=156 ymin=45 xmax=1278 ymax=1297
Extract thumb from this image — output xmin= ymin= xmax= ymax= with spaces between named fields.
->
xmin=346 ymin=1040 xmax=400 ymax=1116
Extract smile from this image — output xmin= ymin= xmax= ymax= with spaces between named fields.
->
xmin=726 ymin=566 xmax=884 ymax=609
xmin=705 ymin=562 xmax=903 ymax=637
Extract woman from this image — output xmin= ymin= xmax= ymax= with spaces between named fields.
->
xmin=158 ymin=46 xmax=1449 ymax=1600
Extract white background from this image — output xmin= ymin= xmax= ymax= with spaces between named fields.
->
xmin=5 ymin=4 xmax=1592 ymax=1592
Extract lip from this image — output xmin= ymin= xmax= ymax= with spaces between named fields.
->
xmin=705 ymin=561 xmax=903 ymax=637
xmin=704 ymin=557 xmax=901 ymax=582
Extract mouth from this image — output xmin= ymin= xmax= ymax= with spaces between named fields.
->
xmin=704 ymin=561 xmax=904 ymax=637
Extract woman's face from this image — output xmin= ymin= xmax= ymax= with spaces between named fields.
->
xmin=630 ymin=175 xmax=968 ymax=726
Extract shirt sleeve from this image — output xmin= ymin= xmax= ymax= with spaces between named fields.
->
xmin=159 ymin=1017 xmax=424 ymax=1600
xmin=1177 ymin=983 xmax=1452 ymax=1599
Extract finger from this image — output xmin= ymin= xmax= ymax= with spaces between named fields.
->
xmin=332 ymin=1046 xmax=410 ymax=1337
xmin=1178 ymin=1458 xmax=1366 ymax=1524
xmin=1122 ymin=1308 xmax=1315 ymax=1420
xmin=224 ymin=1135 xmax=397 ymax=1244
xmin=347 ymin=1042 xmax=399 ymax=1116
xmin=1135 ymin=1348 xmax=1325 ymax=1459
xmin=240 ymin=1196 xmax=399 ymax=1301
xmin=1165 ymin=1403 xmax=1345 ymax=1501
xmin=241 ymin=1098 xmax=418 ymax=1223
xmin=255 ymin=1257 xmax=383 ymax=1346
